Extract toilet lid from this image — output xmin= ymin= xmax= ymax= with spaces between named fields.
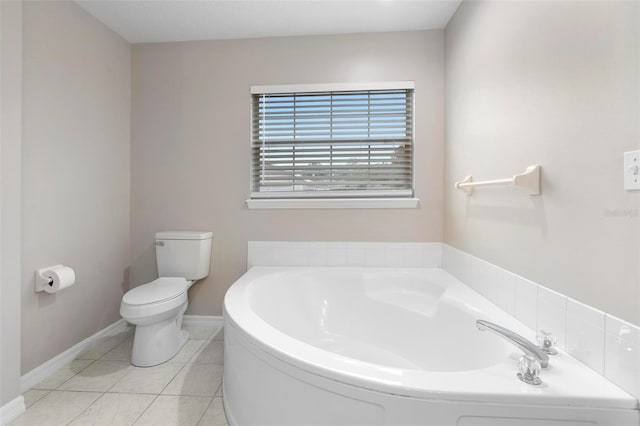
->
xmin=123 ymin=277 xmax=188 ymax=306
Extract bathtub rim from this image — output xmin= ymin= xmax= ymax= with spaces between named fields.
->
xmin=223 ymin=266 xmax=638 ymax=410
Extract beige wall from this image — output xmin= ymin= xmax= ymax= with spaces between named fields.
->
xmin=131 ymin=31 xmax=445 ymax=315
xmin=21 ymin=1 xmax=131 ymax=373
xmin=13 ymin=0 xmax=640 ymax=380
xmin=1 ymin=0 xmax=23 ymax=406
xmin=445 ymin=1 xmax=640 ymax=324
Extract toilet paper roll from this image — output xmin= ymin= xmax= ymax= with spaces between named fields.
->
xmin=43 ymin=266 xmax=75 ymax=293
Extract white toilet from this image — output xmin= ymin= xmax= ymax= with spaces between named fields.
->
xmin=120 ymin=231 xmax=213 ymax=367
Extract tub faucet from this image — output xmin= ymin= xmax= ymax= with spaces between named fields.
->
xmin=476 ymin=320 xmax=549 ymax=368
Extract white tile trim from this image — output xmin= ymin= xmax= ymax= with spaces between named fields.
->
xmin=20 ymin=319 xmax=129 ymax=394
xmin=247 ymin=241 xmax=442 ymax=270
xmin=245 ymin=198 xmax=420 ymax=209
xmin=182 ymin=315 xmax=224 ymax=326
xmin=0 ymin=395 xmax=25 ymax=426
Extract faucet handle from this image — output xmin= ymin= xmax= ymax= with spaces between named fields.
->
xmin=537 ymin=330 xmax=558 ymax=355
xmin=517 ymin=355 xmax=542 ymax=385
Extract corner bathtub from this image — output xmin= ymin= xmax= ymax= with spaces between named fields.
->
xmin=223 ymin=267 xmax=638 ymax=425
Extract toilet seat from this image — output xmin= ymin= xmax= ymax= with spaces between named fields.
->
xmin=123 ymin=277 xmax=188 ymax=306
xmin=120 ymin=277 xmax=190 ymax=322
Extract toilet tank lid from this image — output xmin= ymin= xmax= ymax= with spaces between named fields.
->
xmin=155 ymin=231 xmax=213 ymax=240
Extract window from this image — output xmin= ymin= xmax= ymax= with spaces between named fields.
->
xmin=249 ymin=82 xmax=415 ymax=207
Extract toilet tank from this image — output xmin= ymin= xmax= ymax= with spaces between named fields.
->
xmin=155 ymin=231 xmax=213 ymax=280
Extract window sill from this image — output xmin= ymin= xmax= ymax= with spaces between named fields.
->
xmin=245 ymin=198 xmax=420 ymax=209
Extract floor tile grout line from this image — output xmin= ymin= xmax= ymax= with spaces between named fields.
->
xmin=160 ymin=392 xmax=222 ymax=397
xmin=12 ymin=389 xmax=51 ymax=415
xmin=195 ymin=396 xmax=216 ymax=426
xmin=46 ymin=359 xmax=97 ymax=390
xmin=24 ymin=389 xmax=51 ymax=408
xmin=8 ymin=390 xmax=69 ymax=425
xmin=105 ymin=359 xmax=190 ymax=395
xmin=189 ymin=339 xmax=224 ymax=365
xmin=99 ymin=335 xmax=134 ymax=362
xmin=57 ymin=359 xmax=132 ymax=393
xmin=105 ymin=337 xmax=208 ymax=395
xmin=132 ymin=393 xmax=162 ymax=425
xmin=157 ymin=361 xmax=190 ymax=396
xmin=213 ymin=382 xmax=223 ymax=398
xmin=186 ymin=324 xmax=223 ymax=342
xmin=212 ymin=326 xmax=224 ymax=341
xmin=18 ymin=326 xmax=223 ymax=425
xmin=103 ymin=361 xmax=135 ymax=394
xmin=64 ymin=391 xmax=106 ymax=426
xmin=60 ymin=389 xmax=170 ymax=396
xmin=79 ymin=330 xmax=133 ymax=362
xmin=159 ymin=364 xmax=224 ymax=399
xmin=46 ymin=358 xmax=98 ymax=392
xmin=183 ymin=339 xmax=208 ymax=363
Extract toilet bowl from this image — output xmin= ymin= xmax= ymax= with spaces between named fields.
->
xmin=120 ymin=231 xmax=213 ymax=367
xmin=120 ymin=277 xmax=192 ymax=366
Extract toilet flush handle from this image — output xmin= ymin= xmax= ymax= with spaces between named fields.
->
xmin=155 ymin=241 xmax=165 ymax=246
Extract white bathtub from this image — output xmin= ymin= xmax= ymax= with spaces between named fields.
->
xmin=223 ymin=267 xmax=638 ymax=425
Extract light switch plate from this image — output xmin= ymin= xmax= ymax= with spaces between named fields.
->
xmin=624 ymin=150 xmax=640 ymax=190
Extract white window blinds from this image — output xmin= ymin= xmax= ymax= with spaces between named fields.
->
xmin=251 ymin=85 xmax=414 ymax=199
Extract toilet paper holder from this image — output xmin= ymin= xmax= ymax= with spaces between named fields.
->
xmin=35 ymin=265 xmax=61 ymax=291
xmin=35 ymin=265 xmax=73 ymax=293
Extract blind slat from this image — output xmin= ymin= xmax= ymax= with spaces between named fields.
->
xmin=251 ymin=138 xmax=412 ymax=147
xmin=251 ymin=87 xmax=414 ymax=197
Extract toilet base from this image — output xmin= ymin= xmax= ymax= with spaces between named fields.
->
xmin=130 ymin=303 xmax=189 ymax=367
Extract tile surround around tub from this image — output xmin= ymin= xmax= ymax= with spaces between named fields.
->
xmin=605 ymin=315 xmax=640 ymax=399
xmin=247 ymin=241 xmax=442 ymax=269
xmin=442 ymin=244 xmax=640 ymax=400
xmin=566 ymin=298 xmax=606 ymax=375
xmin=247 ymin=241 xmax=640 ymax=401
xmin=537 ymin=286 xmax=568 ymax=351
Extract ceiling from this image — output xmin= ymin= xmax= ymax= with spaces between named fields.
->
xmin=75 ymin=0 xmax=462 ymax=44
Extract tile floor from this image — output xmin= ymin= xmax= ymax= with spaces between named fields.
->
xmin=11 ymin=324 xmax=228 ymax=426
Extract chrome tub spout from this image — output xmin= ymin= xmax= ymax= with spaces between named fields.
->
xmin=476 ymin=320 xmax=549 ymax=368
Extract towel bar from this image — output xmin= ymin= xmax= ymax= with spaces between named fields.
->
xmin=455 ymin=165 xmax=541 ymax=196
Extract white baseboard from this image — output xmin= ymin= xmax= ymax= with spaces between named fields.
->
xmin=20 ymin=319 xmax=129 ymax=393
xmin=19 ymin=316 xmax=222 ymax=394
xmin=0 ymin=395 xmax=25 ymax=425
xmin=182 ymin=315 xmax=224 ymax=326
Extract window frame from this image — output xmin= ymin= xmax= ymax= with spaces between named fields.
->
xmin=246 ymin=81 xmax=419 ymax=209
